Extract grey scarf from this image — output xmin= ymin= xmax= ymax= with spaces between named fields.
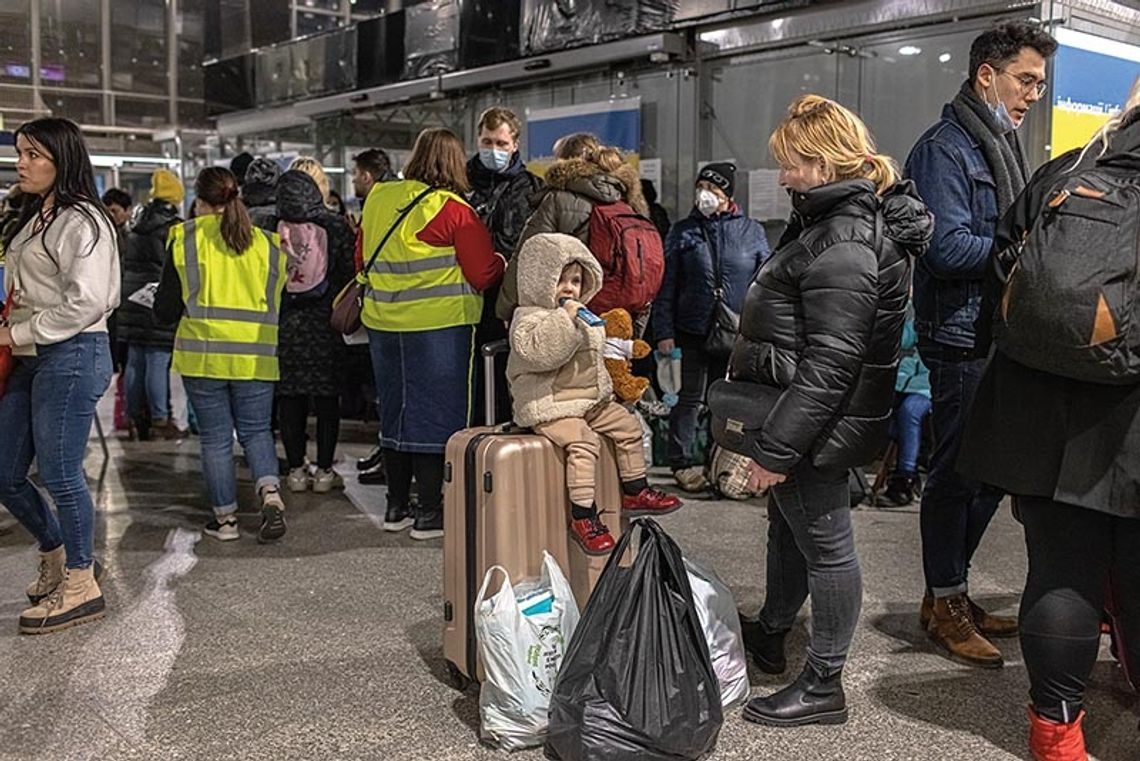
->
xmin=950 ymin=81 xmax=1029 ymax=213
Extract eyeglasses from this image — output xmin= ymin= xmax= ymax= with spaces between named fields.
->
xmin=998 ymin=69 xmax=1048 ymax=98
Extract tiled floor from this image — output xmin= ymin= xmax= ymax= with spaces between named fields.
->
xmin=0 ymin=418 xmax=1135 ymax=760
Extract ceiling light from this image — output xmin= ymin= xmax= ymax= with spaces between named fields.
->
xmin=899 ymin=46 xmax=922 ymax=56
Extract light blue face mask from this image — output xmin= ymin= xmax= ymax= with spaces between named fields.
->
xmin=479 ymin=147 xmax=511 ymax=172
xmin=988 ymin=81 xmax=1018 ymax=134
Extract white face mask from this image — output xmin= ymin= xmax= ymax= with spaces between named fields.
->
xmin=695 ymin=188 xmax=721 ymax=217
xmin=988 ymin=79 xmax=1018 ymax=134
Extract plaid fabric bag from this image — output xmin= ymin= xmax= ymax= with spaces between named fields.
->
xmin=706 ymin=445 xmax=760 ymax=501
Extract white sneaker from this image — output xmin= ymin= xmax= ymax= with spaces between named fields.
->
xmin=312 ymin=468 xmax=344 ymax=494
xmin=204 ymin=514 xmax=239 ymax=541
xmin=673 ymin=466 xmax=709 ymax=493
xmin=286 ymin=467 xmax=311 ymax=493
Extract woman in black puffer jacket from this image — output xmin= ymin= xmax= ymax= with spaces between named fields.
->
xmin=735 ymin=96 xmax=932 ymax=730
xmin=118 ymin=173 xmax=183 ymax=439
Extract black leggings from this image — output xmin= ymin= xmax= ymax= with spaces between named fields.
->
xmin=278 ymin=395 xmax=340 ymax=470
xmin=384 ymin=449 xmax=445 ymax=511
xmin=1019 ymin=496 xmax=1140 ymax=722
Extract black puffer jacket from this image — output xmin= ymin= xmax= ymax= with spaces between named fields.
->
xmin=118 ymin=200 xmax=181 ymax=348
xmin=466 ymin=152 xmax=543 ymax=260
xmin=729 ymin=179 xmax=933 ymax=473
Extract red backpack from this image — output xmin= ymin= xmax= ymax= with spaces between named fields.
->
xmin=585 ymin=200 xmax=665 ymax=316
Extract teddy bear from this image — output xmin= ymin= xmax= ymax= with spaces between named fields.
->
xmin=599 ymin=308 xmax=652 ymax=403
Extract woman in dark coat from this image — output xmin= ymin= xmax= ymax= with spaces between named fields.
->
xmin=275 ymin=169 xmax=355 ymax=493
xmin=118 ymin=175 xmax=182 ymax=439
xmin=959 ymin=92 xmax=1140 ymax=761
xmin=733 ymin=95 xmax=931 ymax=729
xmin=652 ymin=162 xmax=770 ymax=491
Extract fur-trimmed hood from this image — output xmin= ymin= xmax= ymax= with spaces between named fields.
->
xmin=516 ymin=233 xmax=604 ymax=310
xmin=541 ymin=158 xmax=648 ymax=215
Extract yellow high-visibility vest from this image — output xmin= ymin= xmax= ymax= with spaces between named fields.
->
xmin=170 ymin=214 xmax=285 ymax=381
xmin=359 ymin=180 xmax=482 ymax=332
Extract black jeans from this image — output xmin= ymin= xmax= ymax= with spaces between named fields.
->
xmin=384 ymin=449 xmax=444 ymax=512
xmin=278 ymin=395 xmax=340 ymax=470
xmin=1019 ymin=496 xmax=1140 ymax=723
xmin=758 ymin=461 xmax=862 ymax=678
xmin=917 ymin=340 xmax=1004 ymax=596
xmin=667 ymin=331 xmax=727 ymax=469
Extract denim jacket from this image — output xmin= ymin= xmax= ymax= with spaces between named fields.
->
xmin=904 ymin=104 xmax=999 ymax=348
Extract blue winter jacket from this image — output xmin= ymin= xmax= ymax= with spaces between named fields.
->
xmin=895 ymin=318 xmax=931 ymax=398
xmin=905 ymin=104 xmax=1000 ymax=349
xmin=651 ymin=205 xmax=769 ymax=340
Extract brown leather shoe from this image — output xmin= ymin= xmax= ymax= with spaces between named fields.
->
xmin=920 ymin=592 xmax=1018 ymax=640
xmin=968 ymin=595 xmax=1019 ymax=639
xmin=927 ymin=593 xmax=1003 ymax=669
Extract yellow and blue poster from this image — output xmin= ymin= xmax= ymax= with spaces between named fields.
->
xmin=525 ymin=97 xmax=641 ymax=177
xmin=1051 ymin=28 xmax=1140 ymax=158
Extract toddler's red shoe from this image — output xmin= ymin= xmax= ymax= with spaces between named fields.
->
xmin=622 ymin=487 xmax=683 ymax=517
xmin=570 ymin=516 xmax=615 ymax=555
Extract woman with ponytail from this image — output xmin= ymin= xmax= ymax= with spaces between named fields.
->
xmin=729 ymin=95 xmax=933 ymax=727
xmin=961 ymin=78 xmax=1140 ymax=761
xmin=154 ymin=167 xmax=290 ymax=545
xmin=0 ymin=117 xmax=118 ymax=634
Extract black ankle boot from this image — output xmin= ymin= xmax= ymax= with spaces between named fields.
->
xmin=742 ymin=663 xmax=847 ymax=727
xmin=740 ymin=618 xmax=788 ymax=674
xmin=882 ymin=472 xmax=919 ymax=507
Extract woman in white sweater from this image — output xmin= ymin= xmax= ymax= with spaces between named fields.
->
xmin=0 ymin=118 xmax=119 ymax=634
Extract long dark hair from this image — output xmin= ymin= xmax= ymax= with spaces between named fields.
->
xmin=195 ymin=167 xmax=253 ymax=253
xmin=1 ymin=118 xmax=114 ymax=263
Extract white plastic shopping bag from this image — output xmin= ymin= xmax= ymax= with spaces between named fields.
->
xmin=475 ymin=551 xmax=581 ymax=751
xmin=685 ymin=557 xmax=750 ymax=709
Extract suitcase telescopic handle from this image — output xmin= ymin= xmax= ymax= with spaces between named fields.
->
xmin=481 ymin=340 xmax=510 ymax=426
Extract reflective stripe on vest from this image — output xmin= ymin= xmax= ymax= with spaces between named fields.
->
xmin=170 ymin=216 xmax=285 ymax=382
xmin=359 ymin=181 xmax=482 ymax=332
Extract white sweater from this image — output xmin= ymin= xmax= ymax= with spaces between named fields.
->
xmin=4 ymin=203 xmax=121 ymax=351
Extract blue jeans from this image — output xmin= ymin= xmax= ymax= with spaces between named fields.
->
xmin=124 ymin=344 xmax=172 ymax=421
xmin=918 ymin=341 xmax=1004 ymax=597
xmin=759 ymin=462 xmax=862 ymax=677
xmin=183 ymin=378 xmax=279 ymax=516
xmin=891 ymin=392 xmax=932 ymax=474
xmin=0 ymin=333 xmax=112 ymax=569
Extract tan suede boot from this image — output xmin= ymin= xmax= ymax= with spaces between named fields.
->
xmin=18 ymin=565 xmax=106 ymax=635
xmin=927 ymin=593 xmax=1003 ymax=669
xmin=25 ymin=546 xmax=66 ymax=605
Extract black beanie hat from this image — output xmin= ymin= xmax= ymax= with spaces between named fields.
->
xmin=697 ymin=162 xmax=736 ymax=198
xmin=230 ymin=152 xmax=255 ymax=186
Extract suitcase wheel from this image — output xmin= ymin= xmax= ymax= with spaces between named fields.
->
xmin=445 ymin=661 xmax=472 ymax=692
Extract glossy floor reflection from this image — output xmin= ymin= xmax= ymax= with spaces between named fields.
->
xmin=0 ymin=405 xmax=1135 ymax=760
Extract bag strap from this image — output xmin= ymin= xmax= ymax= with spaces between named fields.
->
xmin=475 ymin=565 xmax=513 ymax=613
xmin=483 ymin=179 xmax=512 ymax=223
xmin=358 ymin=186 xmax=435 ymax=281
xmin=700 ymin=221 xmax=724 ymax=299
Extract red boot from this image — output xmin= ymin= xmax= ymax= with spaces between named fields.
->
xmin=1028 ymin=706 xmax=1088 ymax=761
xmin=622 ymin=486 xmax=683 ymax=517
xmin=570 ymin=516 xmax=615 ymax=555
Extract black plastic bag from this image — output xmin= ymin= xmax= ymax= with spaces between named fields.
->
xmin=545 ymin=518 xmax=723 ymax=761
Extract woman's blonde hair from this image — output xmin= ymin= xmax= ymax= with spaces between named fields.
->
xmin=289 ymin=156 xmax=330 ymax=202
xmin=552 ymin=132 xmax=601 ymax=161
xmin=403 ymin=128 xmax=470 ymax=195
xmin=769 ymin=94 xmax=899 ymax=195
xmin=1073 ymin=76 xmax=1140 ymax=168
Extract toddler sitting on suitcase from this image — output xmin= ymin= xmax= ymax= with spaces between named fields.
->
xmin=506 ymin=233 xmax=682 ymax=554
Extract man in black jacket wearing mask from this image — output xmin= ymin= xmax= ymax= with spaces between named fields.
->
xmin=467 ymin=106 xmax=543 ymax=422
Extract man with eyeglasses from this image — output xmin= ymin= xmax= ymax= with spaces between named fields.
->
xmin=904 ymin=21 xmax=1057 ymax=669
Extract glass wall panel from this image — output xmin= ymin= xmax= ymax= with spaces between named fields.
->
xmin=111 ymin=0 xmax=168 ymax=96
xmin=115 ymin=95 xmax=169 ymax=128
xmin=179 ymin=0 xmax=206 ymax=100
xmin=40 ymin=89 xmax=103 ymax=124
xmin=0 ymin=0 xmax=31 ymax=86
xmin=40 ymin=0 xmax=102 ymax=89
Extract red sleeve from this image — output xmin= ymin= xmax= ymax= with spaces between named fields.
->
xmin=418 ymin=198 xmax=504 ymax=292
xmin=353 ymin=227 xmax=364 ymax=272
